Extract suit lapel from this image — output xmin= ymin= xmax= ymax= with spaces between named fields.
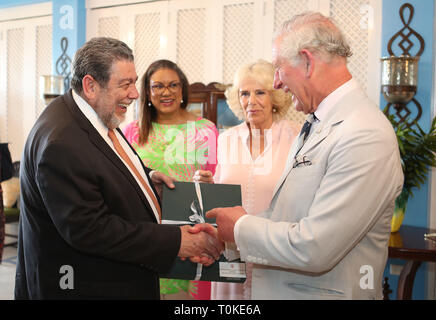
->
xmin=62 ymin=90 xmax=159 ymax=223
xmin=271 ymin=88 xmax=361 ymax=199
xmin=116 ymin=128 xmax=162 ymax=205
xmin=271 ymin=121 xmax=337 ymax=198
xmin=298 ymin=120 xmax=336 ymax=157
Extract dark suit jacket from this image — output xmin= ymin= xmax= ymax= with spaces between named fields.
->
xmin=15 ymin=90 xmax=181 ymax=299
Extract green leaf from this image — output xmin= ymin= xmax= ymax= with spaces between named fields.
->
xmin=385 ymin=113 xmax=436 ymax=200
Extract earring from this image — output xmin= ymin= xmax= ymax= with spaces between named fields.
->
xmin=273 ymin=107 xmax=277 ymax=113
xmin=148 ymin=102 xmax=152 ymax=107
xmin=181 ymin=99 xmax=184 ymax=104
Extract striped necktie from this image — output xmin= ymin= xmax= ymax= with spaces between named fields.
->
xmin=107 ymin=129 xmax=161 ymax=222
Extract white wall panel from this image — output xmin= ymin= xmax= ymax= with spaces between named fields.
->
xmin=6 ymin=28 xmax=24 ymax=161
xmin=35 ymin=24 xmax=53 ymax=118
xmin=86 ymin=0 xmax=381 ymax=126
xmin=330 ymin=0 xmax=369 ymax=92
xmin=274 ymin=0 xmax=309 ymax=32
xmin=177 ymin=8 xmax=207 ymax=84
xmin=0 ymin=14 xmax=52 ymax=161
xmin=135 ymin=12 xmax=160 ymax=83
xmin=222 ymin=2 xmax=254 ymax=84
xmin=98 ymin=16 xmax=120 ymax=39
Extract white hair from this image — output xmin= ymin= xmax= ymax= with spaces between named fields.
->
xmin=276 ymin=12 xmax=352 ymax=66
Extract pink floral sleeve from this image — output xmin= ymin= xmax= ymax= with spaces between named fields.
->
xmin=122 ymin=121 xmax=140 ymax=144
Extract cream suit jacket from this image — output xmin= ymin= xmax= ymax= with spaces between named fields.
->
xmin=235 ymin=85 xmax=403 ymax=299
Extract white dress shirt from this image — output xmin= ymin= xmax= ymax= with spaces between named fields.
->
xmin=72 ymin=90 xmax=161 ymax=223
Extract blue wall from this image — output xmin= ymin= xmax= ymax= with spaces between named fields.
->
xmin=381 ymin=0 xmax=435 ymax=300
xmin=0 ymin=0 xmax=48 ymax=9
xmin=52 ymin=0 xmax=86 ymax=91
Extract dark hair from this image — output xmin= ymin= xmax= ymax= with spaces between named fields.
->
xmin=138 ymin=59 xmax=190 ymax=144
xmin=70 ymin=37 xmax=134 ymax=93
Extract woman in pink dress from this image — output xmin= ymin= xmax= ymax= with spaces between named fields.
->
xmin=194 ymin=59 xmax=301 ymax=300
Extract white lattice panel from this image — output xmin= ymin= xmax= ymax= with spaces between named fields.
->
xmin=7 ymin=28 xmax=24 ymax=160
xmin=134 ymin=12 xmax=160 ymax=86
xmin=35 ymin=24 xmax=52 ymax=117
xmin=330 ymin=0 xmax=369 ymax=92
xmin=177 ymin=8 xmax=206 ymax=84
xmin=274 ymin=0 xmax=310 ymax=32
xmin=84 ymin=0 xmax=377 ymax=127
xmin=98 ymin=16 xmax=120 ymax=39
xmin=222 ymin=2 xmax=254 ymax=84
xmin=283 ymin=104 xmax=305 ymax=125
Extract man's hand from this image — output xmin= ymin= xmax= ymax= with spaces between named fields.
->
xmin=206 ymin=206 xmax=247 ymax=243
xmin=149 ymin=171 xmax=175 ymax=198
xmin=193 ymin=170 xmax=214 ymax=184
xmin=186 ymin=224 xmax=224 ymax=266
xmin=178 ymin=225 xmax=224 ymax=266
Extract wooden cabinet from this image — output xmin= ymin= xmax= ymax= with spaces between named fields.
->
xmin=188 ymin=82 xmax=242 ymax=129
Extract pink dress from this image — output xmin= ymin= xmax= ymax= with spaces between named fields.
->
xmin=211 ymin=119 xmax=300 ymax=300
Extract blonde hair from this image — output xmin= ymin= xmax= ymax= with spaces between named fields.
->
xmin=225 ymin=59 xmax=293 ymax=121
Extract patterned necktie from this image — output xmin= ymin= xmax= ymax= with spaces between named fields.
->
xmin=295 ymin=113 xmax=317 ymax=156
xmin=107 ymin=129 xmax=161 ymax=222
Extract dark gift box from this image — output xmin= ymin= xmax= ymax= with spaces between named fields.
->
xmin=160 ymin=181 xmax=246 ymax=283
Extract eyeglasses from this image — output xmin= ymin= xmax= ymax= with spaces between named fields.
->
xmin=150 ymin=82 xmax=182 ymax=95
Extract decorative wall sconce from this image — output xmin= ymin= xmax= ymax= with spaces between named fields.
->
xmin=56 ymin=37 xmax=72 ymax=91
xmin=381 ymin=3 xmax=425 ymax=127
xmin=40 ymin=75 xmax=65 ymax=105
xmin=381 ymin=55 xmax=418 ymax=108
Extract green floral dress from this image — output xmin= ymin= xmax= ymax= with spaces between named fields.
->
xmin=123 ymin=118 xmax=218 ymax=298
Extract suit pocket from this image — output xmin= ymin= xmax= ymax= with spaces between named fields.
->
xmin=281 ymin=164 xmax=324 ymax=208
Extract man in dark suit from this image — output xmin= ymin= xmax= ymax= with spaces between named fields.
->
xmin=15 ymin=37 xmax=221 ymax=299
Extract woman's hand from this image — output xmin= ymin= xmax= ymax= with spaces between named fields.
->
xmin=149 ymin=171 xmax=175 ymax=198
xmin=193 ymin=170 xmax=214 ymax=184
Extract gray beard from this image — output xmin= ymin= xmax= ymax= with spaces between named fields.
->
xmin=96 ymin=107 xmax=124 ymax=130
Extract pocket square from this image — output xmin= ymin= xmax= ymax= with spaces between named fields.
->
xmin=293 ymin=155 xmax=312 ymax=168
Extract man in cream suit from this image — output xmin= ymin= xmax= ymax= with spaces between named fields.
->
xmin=206 ymin=12 xmax=403 ymax=299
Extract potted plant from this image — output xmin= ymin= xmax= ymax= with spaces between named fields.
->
xmin=385 ymin=110 xmax=436 ymax=232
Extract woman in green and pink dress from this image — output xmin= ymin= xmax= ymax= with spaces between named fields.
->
xmin=123 ymin=59 xmax=218 ymax=300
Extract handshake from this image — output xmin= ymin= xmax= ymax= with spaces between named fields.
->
xmin=178 ymin=223 xmax=223 ymax=267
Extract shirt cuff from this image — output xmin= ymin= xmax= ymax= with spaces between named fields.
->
xmin=234 ymin=214 xmax=250 ymax=249
xmin=149 ymin=170 xmax=156 ymax=179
